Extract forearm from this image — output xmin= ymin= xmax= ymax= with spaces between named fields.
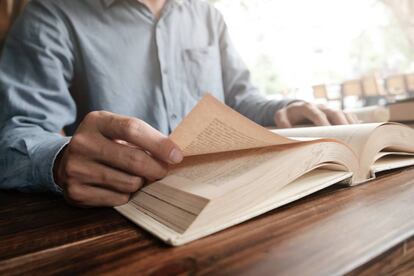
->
xmin=225 ymin=84 xmax=296 ymax=126
xmin=0 ymin=1 xmax=77 ymax=193
xmin=0 ymin=124 xmax=70 ymax=193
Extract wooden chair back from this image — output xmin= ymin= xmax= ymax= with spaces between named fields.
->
xmin=341 ymin=79 xmax=363 ymax=97
xmin=405 ymin=73 xmax=414 ymax=93
xmin=386 ymin=74 xmax=407 ymax=96
xmin=312 ymin=84 xmax=328 ymax=100
xmin=362 ymin=76 xmax=386 ymax=96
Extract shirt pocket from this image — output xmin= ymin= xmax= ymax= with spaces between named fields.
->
xmin=182 ymin=45 xmax=223 ymax=98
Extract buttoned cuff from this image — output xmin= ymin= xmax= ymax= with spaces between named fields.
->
xmin=32 ymin=135 xmax=71 ymax=194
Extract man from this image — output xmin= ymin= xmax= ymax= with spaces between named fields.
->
xmin=0 ymin=0 xmax=355 ymax=207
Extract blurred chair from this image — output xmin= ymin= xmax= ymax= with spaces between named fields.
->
xmin=312 ymin=84 xmax=328 ymax=100
xmin=361 ymin=75 xmax=387 ymax=106
xmin=312 ymin=84 xmax=342 ymax=109
xmin=385 ymin=74 xmax=408 ymax=99
xmin=362 ymin=76 xmax=386 ymax=97
xmin=404 ymin=73 xmax=414 ymax=96
xmin=342 ymin=79 xmax=363 ymax=97
xmin=341 ymin=79 xmax=364 ymax=109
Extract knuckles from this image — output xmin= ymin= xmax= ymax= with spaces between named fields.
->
xmin=65 ymin=181 xmax=84 ymax=202
xmin=84 ymin=110 xmax=106 ymax=122
xmin=60 ymin=111 xmax=169 ymax=207
xmin=330 ymin=109 xmax=344 ymax=117
xmin=127 ymin=151 xmax=147 ymax=171
xmin=275 ymin=110 xmax=283 ymax=118
xmin=63 ymin=159 xmax=79 ymax=178
xmin=68 ymin=134 xmax=88 ymax=154
xmin=274 ymin=110 xmax=286 ymax=122
xmin=275 ymin=109 xmax=291 ymax=124
xmin=120 ymin=118 xmax=143 ymax=138
xmin=124 ymin=177 xmax=143 ymax=193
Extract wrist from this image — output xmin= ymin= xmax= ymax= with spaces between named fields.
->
xmin=53 ymin=145 xmax=67 ymax=188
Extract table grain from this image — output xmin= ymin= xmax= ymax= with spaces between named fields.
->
xmin=1 ymin=168 xmax=414 ymax=275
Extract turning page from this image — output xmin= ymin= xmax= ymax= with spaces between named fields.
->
xmin=272 ymin=123 xmax=383 ymax=155
xmin=115 ymin=94 xmax=360 ymax=246
xmin=170 ymin=94 xmax=297 ymax=156
xmin=273 ymin=123 xmax=414 ymax=182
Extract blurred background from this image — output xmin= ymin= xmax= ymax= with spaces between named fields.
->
xmin=2 ymin=0 xmax=414 ymax=110
xmin=210 ymin=0 xmax=414 ymax=109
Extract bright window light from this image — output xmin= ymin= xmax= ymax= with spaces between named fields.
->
xmin=211 ymin=0 xmax=414 ymax=101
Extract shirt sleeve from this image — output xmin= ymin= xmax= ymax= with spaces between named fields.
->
xmin=214 ymin=9 xmax=296 ymax=127
xmin=0 ymin=1 xmax=76 ymax=193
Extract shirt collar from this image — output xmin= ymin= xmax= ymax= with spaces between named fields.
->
xmin=102 ymin=0 xmax=186 ymax=8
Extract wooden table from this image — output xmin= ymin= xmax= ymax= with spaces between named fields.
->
xmin=1 ymin=168 xmax=414 ymax=275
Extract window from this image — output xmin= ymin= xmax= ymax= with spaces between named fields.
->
xmin=211 ymin=0 xmax=414 ymax=101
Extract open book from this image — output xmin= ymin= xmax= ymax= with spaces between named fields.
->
xmin=388 ymin=98 xmax=414 ymax=122
xmin=344 ymin=98 xmax=414 ymax=124
xmin=116 ymin=94 xmax=414 ymax=246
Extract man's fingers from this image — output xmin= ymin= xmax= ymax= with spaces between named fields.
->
xmin=319 ymin=106 xmax=349 ymax=125
xmin=98 ymin=138 xmax=168 ymax=181
xmin=345 ymin=112 xmax=359 ymax=124
xmin=274 ymin=109 xmax=292 ymax=128
xmin=299 ymin=104 xmax=331 ymax=126
xmin=64 ymin=181 xmax=131 ymax=207
xmin=69 ymin=134 xmax=168 ymax=181
xmin=63 ymin=156 xmax=144 ymax=194
xmin=92 ymin=111 xmax=183 ymax=164
xmin=57 ymin=111 xmax=181 ymax=208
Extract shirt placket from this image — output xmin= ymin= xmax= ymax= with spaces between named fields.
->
xmin=155 ymin=2 xmax=179 ymax=132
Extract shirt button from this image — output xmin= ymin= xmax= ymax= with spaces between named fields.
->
xmin=162 ymin=68 xmax=168 ymax=75
xmin=171 ymin=114 xmax=177 ymax=120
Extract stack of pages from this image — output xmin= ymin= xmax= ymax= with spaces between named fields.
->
xmin=388 ymin=98 xmax=414 ymax=124
xmin=116 ymin=94 xmax=414 ymax=246
xmin=346 ymin=98 xmax=414 ymax=125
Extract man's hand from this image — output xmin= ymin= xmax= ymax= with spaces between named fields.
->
xmin=53 ymin=111 xmax=183 ymax=207
xmin=274 ymin=101 xmax=357 ymax=128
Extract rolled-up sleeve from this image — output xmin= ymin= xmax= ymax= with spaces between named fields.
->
xmin=0 ymin=1 xmax=76 ymax=193
xmin=216 ymin=10 xmax=295 ymax=127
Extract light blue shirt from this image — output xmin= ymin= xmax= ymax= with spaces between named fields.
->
xmin=0 ymin=0 xmax=294 ymax=193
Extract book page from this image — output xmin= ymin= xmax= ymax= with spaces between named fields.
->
xmin=145 ymin=139 xmax=357 ymax=200
xmin=389 ymin=100 xmax=414 ymax=121
xmin=372 ymin=154 xmax=414 ymax=173
xmin=115 ymin=169 xmax=354 ymax=246
xmin=170 ymin=94 xmax=297 ymax=156
xmin=344 ymin=106 xmax=390 ymax=123
xmin=274 ymin=122 xmax=414 ymax=183
xmin=272 ymin=123 xmax=384 ymax=155
xmin=124 ymin=140 xmax=356 ymax=238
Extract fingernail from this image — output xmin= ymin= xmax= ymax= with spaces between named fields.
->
xmin=169 ymin=148 xmax=183 ymax=164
